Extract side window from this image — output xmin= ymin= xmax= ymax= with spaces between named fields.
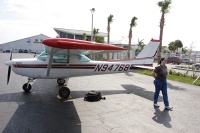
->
xmin=53 ymin=54 xmax=69 ymax=63
xmin=77 ymin=54 xmax=90 ymax=62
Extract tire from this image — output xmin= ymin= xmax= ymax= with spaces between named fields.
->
xmin=195 ymin=65 xmax=200 ymax=68
xmin=57 ymin=78 xmax=66 ymax=85
xmin=19 ymin=49 xmax=23 ymax=53
xmin=23 ymin=83 xmax=32 ymax=92
xmin=59 ymin=87 xmax=70 ymax=99
xmin=24 ymin=50 xmax=28 ymax=53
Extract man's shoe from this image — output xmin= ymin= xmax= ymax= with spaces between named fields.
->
xmin=165 ymin=106 xmax=173 ymax=110
xmin=154 ymin=103 xmax=160 ymax=107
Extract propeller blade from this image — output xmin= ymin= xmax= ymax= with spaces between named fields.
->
xmin=10 ymin=49 xmax=13 ymax=60
xmin=7 ymin=66 xmax=11 ymax=84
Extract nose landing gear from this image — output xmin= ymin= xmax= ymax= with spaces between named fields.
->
xmin=22 ymin=78 xmax=34 ymax=92
xmin=57 ymin=78 xmax=66 ymax=85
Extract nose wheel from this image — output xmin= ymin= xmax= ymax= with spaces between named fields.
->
xmin=23 ymin=83 xmax=32 ymax=92
xmin=22 ymin=78 xmax=34 ymax=92
xmin=58 ymin=86 xmax=70 ymax=99
xmin=57 ymin=78 xmax=66 ymax=85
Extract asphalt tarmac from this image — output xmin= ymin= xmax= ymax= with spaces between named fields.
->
xmin=1 ymin=53 xmax=200 ymax=133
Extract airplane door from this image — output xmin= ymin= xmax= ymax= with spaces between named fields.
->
xmin=50 ymin=54 xmax=70 ymax=78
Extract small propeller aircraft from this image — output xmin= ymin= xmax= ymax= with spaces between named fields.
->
xmin=4 ymin=38 xmax=160 ymax=99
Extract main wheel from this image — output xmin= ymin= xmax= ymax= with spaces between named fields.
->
xmin=57 ymin=78 xmax=66 ymax=85
xmin=59 ymin=87 xmax=70 ymax=99
xmin=23 ymin=83 xmax=32 ymax=92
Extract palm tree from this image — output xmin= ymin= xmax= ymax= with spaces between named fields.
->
xmin=107 ymin=14 xmax=114 ymax=60
xmin=128 ymin=16 xmax=137 ymax=59
xmin=93 ymin=28 xmax=99 ymax=41
xmin=157 ymin=0 xmax=172 ymax=63
xmin=137 ymin=39 xmax=146 ymax=51
xmin=82 ymin=33 xmax=87 ymax=40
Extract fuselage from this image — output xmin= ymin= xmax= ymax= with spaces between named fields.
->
xmin=4 ymin=53 xmax=153 ymax=79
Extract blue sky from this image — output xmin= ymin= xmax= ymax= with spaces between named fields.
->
xmin=0 ymin=0 xmax=200 ymax=51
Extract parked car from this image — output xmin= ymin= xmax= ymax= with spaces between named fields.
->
xmin=167 ymin=57 xmax=181 ymax=65
xmin=5 ymin=50 xmax=10 ymax=53
xmin=181 ymin=58 xmax=194 ymax=65
xmin=195 ymin=63 xmax=200 ymax=68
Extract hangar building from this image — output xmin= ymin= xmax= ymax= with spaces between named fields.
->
xmin=0 ymin=34 xmax=50 ymax=53
xmin=0 ymin=28 xmax=108 ymax=54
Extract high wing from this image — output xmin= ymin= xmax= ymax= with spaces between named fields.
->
xmin=42 ymin=38 xmax=127 ymax=76
xmin=42 ymin=38 xmax=127 ymax=50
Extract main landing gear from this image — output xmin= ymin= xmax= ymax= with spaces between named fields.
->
xmin=57 ymin=78 xmax=71 ymax=99
xmin=22 ymin=78 xmax=34 ymax=92
xmin=22 ymin=78 xmax=71 ymax=100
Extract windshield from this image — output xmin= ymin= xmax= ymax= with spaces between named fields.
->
xmin=37 ymin=51 xmax=89 ymax=63
xmin=37 ymin=51 xmax=48 ymax=61
xmin=37 ymin=51 xmax=69 ymax=63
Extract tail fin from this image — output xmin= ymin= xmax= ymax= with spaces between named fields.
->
xmin=131 ymin=39 xmax=160 ymax=66
xmin=136 ymin=39 xmax=160 ymax=59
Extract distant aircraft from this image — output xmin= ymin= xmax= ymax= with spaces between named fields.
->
xmin=4 ymin=38 xmax=160 ymax=99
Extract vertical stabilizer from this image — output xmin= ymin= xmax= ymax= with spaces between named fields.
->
xmin=136 ymin=39 xmax=160 ymax=58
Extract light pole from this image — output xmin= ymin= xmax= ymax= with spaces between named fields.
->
xmin=90 ymin=8 xmax=95 ymax=41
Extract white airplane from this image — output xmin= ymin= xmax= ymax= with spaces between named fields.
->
xmin=4 ymin=38 xmax=160 ymax=99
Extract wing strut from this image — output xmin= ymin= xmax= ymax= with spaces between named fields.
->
xmin=46 ymin=48 xmax=54 ymax=76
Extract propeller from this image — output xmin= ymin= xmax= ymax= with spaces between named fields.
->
xmin=7 ymin=49 xmax=13 ymax=84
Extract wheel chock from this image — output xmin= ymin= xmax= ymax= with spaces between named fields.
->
xmin=57 ymin=95 xmax=72 ymax=100
xmin=57 ymin=95 xmax=63 ymax=100
xmin=67 ymin=95 xmax=72 ymax=100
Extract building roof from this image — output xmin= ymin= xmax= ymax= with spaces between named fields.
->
xmin=54 ymin=28 xmax=107 ymax=37
xmin=0 ymin=34 xmax=50 ymax=45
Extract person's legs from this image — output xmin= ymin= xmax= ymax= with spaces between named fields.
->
xmin=161 ymin=81 xmax=169 ymax=107
xmin=154 ymin=80 xmax=161 ymax=104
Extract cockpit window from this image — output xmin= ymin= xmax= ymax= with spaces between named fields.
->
xmin=77 ymin=54 xmax=90 ymax=62
xmin=37 ymin=51 xmax=69 ymax=63
xmin=53 ymin=54 xmax=69 ymax=63
xmin=37 ymin=51 xmax=89 ymax=63
xmin=37 ymin=51 xmax=48 ymax=61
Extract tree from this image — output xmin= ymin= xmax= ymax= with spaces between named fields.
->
xmin=82 ymin=33 xmax=87 ymax=40
xmin=128 ymin=16 xmax=137 ymax=59
xmin=95 ymin=36 xmax=105 ymax=43
xmin=174 ymin=39 xmax=183 ymax=51
xmin=93 ymin=28 xmax=99 ymax=41
xmin=107 ymin=14 xmax=114 ymax=60
xmin=182 ymin=47 xmax=188 ymax=54
xmin=136 ymin=38 xmax=146 ymax=52
xmin=157 ymin=0 xmax=172 ymax=63
xmin=162 ymin=46 xmax=168 ymax=53
xmin=168 ymin=41 xmax=176 ymax=52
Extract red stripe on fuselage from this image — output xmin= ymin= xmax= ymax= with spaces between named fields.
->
xmin=15 ymin=64 xmax=96 ymax=69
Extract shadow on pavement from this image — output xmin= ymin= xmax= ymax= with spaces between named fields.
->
xmin=121 ymin=84 xmax=163 ymax=102
xmin=152 ymin=107 xmax=172 ymax=128
xmin=0 ymin=91 xmax=81 ymax=133
xmin=168 ymin=82 xmax=185 ymax=91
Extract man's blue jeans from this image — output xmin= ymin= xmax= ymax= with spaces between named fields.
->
xmin=153 ymin=79 xmax=169 ymax=107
